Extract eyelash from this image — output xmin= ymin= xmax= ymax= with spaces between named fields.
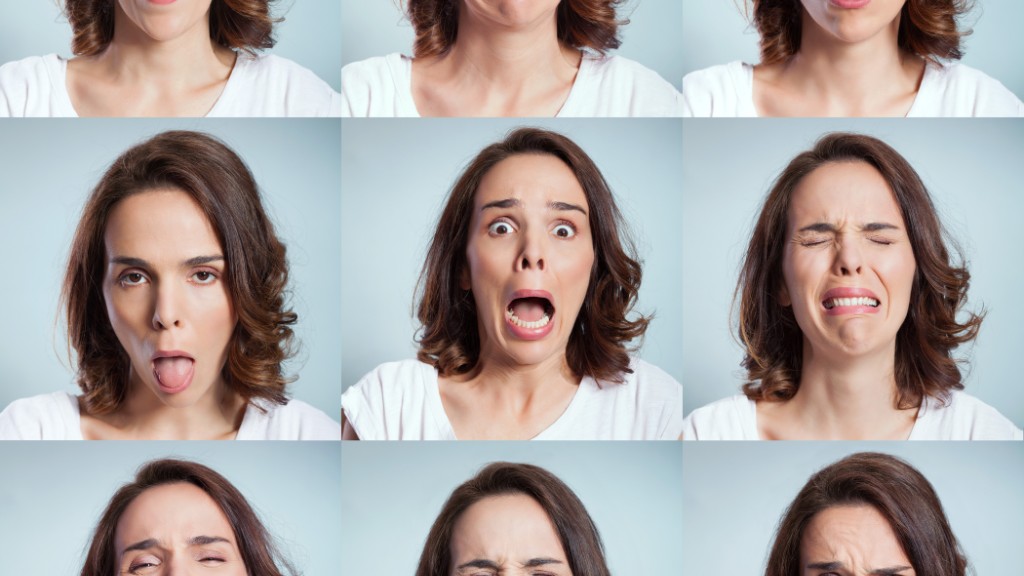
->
xmin=116 ymin=269 xmax=220 ymax=288
xmin=486 ymin=218 xmax=578 ymax=238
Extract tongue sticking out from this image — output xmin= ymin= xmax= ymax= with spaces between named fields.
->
xmin=154 ymin=357 xmax=194 ymax=391
xmin=510 ymin=298 xmax=549 ymax=321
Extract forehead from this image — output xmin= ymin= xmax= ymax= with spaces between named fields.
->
xmin=473 ymin=153 xmax=588 ymax=209
xmin=104 ymin=188 xmax=222 ymax=256
xmin=788 ymin=161 xmax=904 ymax=227
xmin=450 ymin=493 xmax=568 ymax=564
xmin=115 ymin=482 xmax=234 ymax=550
xmin=800 ymin=504 xmax=911 ymax=566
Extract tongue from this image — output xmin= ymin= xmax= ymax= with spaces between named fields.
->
xmin=154 ymin=357 xmax=193 ymax=390
xmin=511 ymin=298 xmax=547 ymax=322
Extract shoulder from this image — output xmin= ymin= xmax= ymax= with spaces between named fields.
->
xmin=573 ymin=358 xmax=682 ymax=440
xmin=566 ymin=54 xmax=681 ymax=117
xmin=341 ymin=359 xmax=438 ymax=440
xmin=915 ymin=391 xmax=1023 ymax=440
xmin=682 ymin=394 xmax=757 ymax=440
xmin=0 ymin=391 xmax=80 ymax=440
xmin=681 ymin=61 xmax=752 ymax=117
xmin=0 ymin=54 xmax=62 ymax=116
xmin=615 ymin=359 xmax=683 ymax=400
xmin=238 ymin=397 xmax=341 ymax=440
xmin=340 ymin=53 xmax=411 ymax=117
xmin=220 ymin=53 xmax=340 ymax=117
xmin=916 ymin=61 xmax=1024 ymax=117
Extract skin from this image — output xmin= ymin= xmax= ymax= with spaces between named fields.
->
xmin=757 ymin=161 xmax=918 ymax=440
xmin=411 ymin=0 xmax=581 ymax=116
xmin=66 ymin=0 xmax=236 ymax=116
xmin=450 ymin=494 xmax=573 ymax=576
xmin=800 ymin=505 xmax=916 ymax=576
xmin=81 ymin=188 xmax=244 ymax=440
xmin=438 ymin=153 xmax=595 ymax=439
xmin=115 ymin=482 xmax=247 ymax=575
xmin=753 ymin=0 xmax=925 ymax=116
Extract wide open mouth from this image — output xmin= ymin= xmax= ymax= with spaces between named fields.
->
xmin=822 ymin=296 xmax=880 ymax=310
xmin=152 ymin=352 xmax=196 ymax=393
xmin=505 ymin=296 xmax=555 ymax=329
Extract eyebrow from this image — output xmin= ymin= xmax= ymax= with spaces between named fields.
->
xmin=796 ymin=222 xmax=900 ymax=234
xmin=121 ymin=535 xmax=231 ymax=555
xmin=805 ymin=561 xmax=912 ymax=575
xmin=456 ymin=557 xmax=564 ymax=570
xmin=480 ymin=198 xmax=587 ymax=216
xmin=109 ymin=255 xmax=225 ymax=268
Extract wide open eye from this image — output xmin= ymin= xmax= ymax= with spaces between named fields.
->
xmin=552 ymin=223 xmax=576 ymax=238
xmin=487 ymin=220 xmax=515 ymax=236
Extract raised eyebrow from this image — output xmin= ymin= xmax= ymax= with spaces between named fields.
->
xmin=523 ymin=557 xmax=564 ymax=568
xmin=549 ymin=201 xmax=586 ymax=216
xmin=481 ymin=198 xmax=520 ymax=211
xmin=121 ymin=538 xmax=159 ymax=554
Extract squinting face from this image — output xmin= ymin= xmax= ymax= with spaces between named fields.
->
xmin=450 ymin=494 xmax=573 ymax=576
xmin=115 ymin=482 xmax=247 ymax=575
xmin=461 ymin=0 xmax=562 ymax=29
xmin=801 ymin=505 xmax=916 ymax=576
xmin=102 ymin=189 xmax=236 ymax=408
xmin=116 ymin=0 xmax=214 ymax=43
xmin=463 ymin=153 xmax=595 ymax=370
xmin=780 ymin=161 xmax=916 ymax=361
xmin=800 ymin=0 xmax=906 ymax=44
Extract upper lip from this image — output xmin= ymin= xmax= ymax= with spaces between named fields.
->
xmin=151 ymin=350 xmax=195 ymax=361
xmin=506 ymin=289 xmax=555 ymax=312
xmin=821 ymin=287 xmax=881 ymax=306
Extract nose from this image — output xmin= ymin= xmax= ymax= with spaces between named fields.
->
xmin=151 ymin=281 xmax=184 ymax=330
xmin=164 ymin=557 xmax=193 ymax=576
xmin=833 ymin=235 xmax=863 ymax=276
xmin=515 ymin=226 xmax=546 ymax=272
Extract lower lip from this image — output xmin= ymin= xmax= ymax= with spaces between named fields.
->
xmin=830 ymin=0 xmax=871 ymax=8
xmin=505 ymin=314 xmax=555 ymax=340
xmin=153 ymin=364 xmax=194 ymax=395
xmin=148 ymin=0 xmax=177 ymax=5
xmin=824 ymin=304 xmax=880 ymax=316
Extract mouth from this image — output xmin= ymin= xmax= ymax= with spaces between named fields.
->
xmin=823 ymin=296 xmax=879 ymax=310
xmin=151 ymin=350 xmax=195 ymax=394
xmin=505 ymin=290 xmax=556 ymax=337
xmin=821 ymin=288 xmax=881 ymax=314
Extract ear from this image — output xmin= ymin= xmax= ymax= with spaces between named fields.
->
xmin=458 ymin=264 xmax=471 ymax=291
xmin=777 ymin=281 xmax=791 ymax=307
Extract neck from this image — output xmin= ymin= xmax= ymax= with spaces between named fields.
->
xmin=449 ymin=11 xmax=577 ymax=83
xmin=469 ymin=350 xmax=578 ymax=403
xmin=118 ymin=374 xmax=243 ymax=440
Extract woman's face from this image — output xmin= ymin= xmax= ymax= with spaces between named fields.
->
xmin=115 ymin=482 xmax=247 ymax=575
xmin=462 ymin=153 xmax=595 ymax=370
xmin=450 ymin=494 xmax=573 ymax=576
xmin=800 ymin=505 xmax=915 ymax=576
xmin=780 ymin=161 xmax=916 ymax=361
xmin=799 ymin=0 xmax=906 ymax=44
xmin=116 ymin=0 xmax=214 ymax=44
xmin=461 ymin=0 xmax=562 ymax=30
xmin=102 ymin=189 xmax=236 ymax=408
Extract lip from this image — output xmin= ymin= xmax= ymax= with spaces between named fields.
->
xmin=821 ymin=287 xmax=881 ymax=316
xmin=829 ymin=0 xmax=871 ymax=8
xmin=148 ymin=0 xmax=178 ymax=5
xmin=505 ymin=289 xmax=555 ymax=341
xmin=151 ymin=350 xmax=195 ymax=394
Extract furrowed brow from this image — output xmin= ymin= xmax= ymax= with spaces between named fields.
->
xmin=189 ymin=535 xmax=231 ymax=546
xmin=860 ymin=222 xmax=900 ymax=232
xmin=523 ymin=557 xmax=564 ymax=567
xmin=121 ymin=538 xmax=159 ymax=554
xmin=797 ymin=223 xmax=837 ymax=234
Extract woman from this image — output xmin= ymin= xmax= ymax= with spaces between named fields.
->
xmin=682 ymin=0 xmax=1023 ymax=116
xmin=0 ymin=130 xmax=339 ymax=440
xmin=0 ymin=0 xmax=339 ymax=116
xmin=341 ymin=127 xmax=683 ymax=440
xmin=341 ymin=0 xmax=680 ymax=117
xmin=765 ymin=452 xmax=967 ymax=576
xmin=416 ymin=462 xmax=610 ymax=576
xmin=81 ymin=458 xmax=296 ymax=576
xmin=684 ymin=132 xmax=1022 ymax=440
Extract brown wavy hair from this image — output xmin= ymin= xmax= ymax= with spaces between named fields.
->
xmin=405 ymin=0 xmax=627 ymax=58
xmin=64 ymin=0 xmax=278 ymax=57
xmin=765 ymin=452 xmax=968 ymax=576
xmin=81 ymin=458 xmax=296 ymax=576
xmin=738 ymin=132 xmax=983 ymax=410
xmin=416 ymin=462 xmax=611 ymax=576
xmin=63 ymin=130 xmax=296 ymax=415
xmin=750 ymin=0 xmax=971 ymax=65
xmin=416 ymin=127 xmax=648 ymax=383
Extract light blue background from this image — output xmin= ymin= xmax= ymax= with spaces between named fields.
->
xmin=682 ymin=442 xmax=1024 ymax=574
xmin=341 ymin=441 xmax=683 ymax=574
xmin=342 ymin=0 xmax=684 ymax=89
xmin=0 ymin=119 xmax=341 ymax=421
xmin=682 ymin=0 xmax=1024 ymax=100
xmin=0 ymin=0 xmax=340 ymax=91
xmin=681 ymin=118 xmax=1024 ymax=428
xmin=0 ymin=441 xmax=340 ymax=575
xmin=341 ymin=118 xmax=683 ymax=391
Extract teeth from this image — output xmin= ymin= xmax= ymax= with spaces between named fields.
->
xmin=825 ymin=297 xmax=879 ymax=309
xmin=505 ymin=308 xmax=551 ymax=329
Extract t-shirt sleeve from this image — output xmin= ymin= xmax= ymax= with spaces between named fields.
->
xmin=0 ymin=58 xmax=38 ymax=117
xmin=0 ymin=396 xmax=52 ymax=440
xmin=341 ymin=368 xmax=388 ymax=440
xmin=340 ymin=57 xmax=393 ymax=118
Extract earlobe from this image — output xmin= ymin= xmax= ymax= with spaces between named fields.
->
xmin=778 ymin=283 xmax=791 ymax=307
xmin=458 ymin=265 xmax=471 ymax=291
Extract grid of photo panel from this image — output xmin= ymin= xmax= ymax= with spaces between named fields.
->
xmin=0 ymin=1 xmax=1021 ymax=575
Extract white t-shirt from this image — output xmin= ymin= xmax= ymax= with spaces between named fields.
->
xmin=0 ymin=53 xmax=341 ymax=117
xmin=341 ymin=52 xmax=682 ymax=117
xmin=681 ymin=60 xmax=1024 ymax=117
xmin=0 ymin=391 xmax=341 ymax=440
xmin=341 ymin=358 xmax=683 ymax=440
xmin=683 ymin=392 xmax=1023 ymax=440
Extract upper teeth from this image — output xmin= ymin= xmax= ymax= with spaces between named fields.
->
xmin=826 ymin=297 xmax=879 ymax=308
xmin=505 ymin=308 xmax=551 ymax=329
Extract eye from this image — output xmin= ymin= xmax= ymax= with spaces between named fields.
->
xmin=868 ymin=236 xmax=894 ymax=245
xmin=799 ymin=237 xmax=828 ymax=247
xmin=199 ymin=555 xmax=226 ymax=565
xmin=127 ymin=558 xmax=161 ymax=574
xmin=552 ymin=223 xmax=576 ymax=238
xmin=118 ymin=271 xmax=148 ymax=287
xmin=487 ymin=220 xmax=515 ymax=236
xmin=191 ymin=270 xmax=218 ymax=285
